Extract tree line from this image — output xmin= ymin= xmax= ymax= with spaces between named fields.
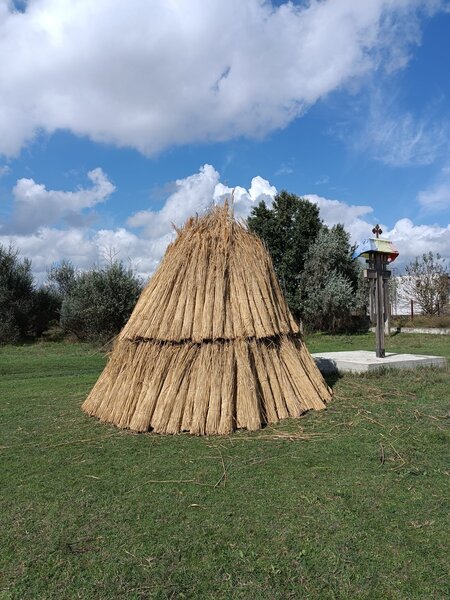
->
xmin=247 ymin=191 xmax=367 ymax=332
xmin=1 ymin=192 xmax=447 ymax=344
xmin=0 ymin=246 xmax=143 ymax=344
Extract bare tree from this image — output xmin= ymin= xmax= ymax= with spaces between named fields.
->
xmin=400 ymin=252 xmax=449 ymax=315
xmin=101 ymin=245 xmax=120 ymax=266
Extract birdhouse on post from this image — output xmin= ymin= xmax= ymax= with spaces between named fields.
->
xmin=352 ymin=225 xmax=399 ymax=358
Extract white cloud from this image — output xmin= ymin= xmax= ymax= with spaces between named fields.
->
xmin=364 ymin=111 xmax=448 ymax=167
xmin=0 ymin=0 xmax=443 ymax=157
xmin=128 ymin=163 xmax=276 ymax=234
xmin=0 ymin=225 xmax=161 ymax=283
xmin=305 ymin=194 xmax=376 ymax=242
xmin=1 ymin=227 xmax=97 ymax=274
xmin=0 ymin=164 xmax=277 ymax=281
xmin=1 ymin=166 xmax=449 ymax=283
xmin=128 ymin=165 xmax=220 ymax=238
xmin=275 ymin=164 xmax=294 ymax=176
xmin=0 ymin=164 xmax=11 ymax=177
xmin=213 ymin=176 xmax=277 ymax=220
xmin=418 ymin=166 xmax=450 ymax=211
xmin=386 ymin=218 xmax=450 ymax=264
xmin=2 ymin=168 xmax=115 ymax=234
xmin=305 ymin=193 xmax=450 ymax=267
xmin=419 ymin=183 xmax=450 ymax=212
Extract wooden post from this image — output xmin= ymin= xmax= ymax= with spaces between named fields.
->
xmin=384 ymin=270 xmax=391 ymax=336
xmin=375 ymin=253 xmax=385 ymax=358
xmin=369 ymin=279 xmax=375 ymax=324
xmin=366 ymin=254 xmax=375 ymax=324
xmin=359 ymin=225 xmax=397 ymax=357
xmin=410 ymin=299 xmax=414 ymax=321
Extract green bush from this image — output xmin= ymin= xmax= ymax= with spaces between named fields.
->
xmin=60 ymin=261 xmax=143 ymax=343
xmin=0 ymin=244 xmax=33 ymax=343
xmin=0 ymin=245 xmax=143 ymax=344
xmin=30 ymin=287 xmax=61 ymax=337
xmin=47 ymin=259 xmax=77 ymax=300
xmin=298 ymin=225 xmax=366 ymax=333
xmin=0 ymin=243 xmax=60 ymax=343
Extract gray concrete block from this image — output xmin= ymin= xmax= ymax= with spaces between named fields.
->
xmin=370 ymin=326 xmax=450 ymax=336
xmin=312 ymin=350 xmax=447 ymax=374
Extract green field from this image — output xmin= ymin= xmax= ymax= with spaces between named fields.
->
xmin=1 ymin=334 xmax=449 ymax=599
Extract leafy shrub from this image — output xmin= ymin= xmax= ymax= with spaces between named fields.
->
xmin=0 ymin=244 xmax=60 ymax=343
xmin=60 ymin=261 xmax=143 ymax=343
xmin=30 ymin=287 xmax=61 ymax=337
xmin=298 ymin=225 xmax=366 ymax=333
xmin=47 ymin=259 xmax=77 ymax=300
xmin=1 ymin=245 xmax=143 ymax=344
xmin=0 ymin=244 xmax=35 ymax=343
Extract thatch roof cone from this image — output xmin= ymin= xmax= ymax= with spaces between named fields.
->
xmin=82 ymin=204 xmax=332 ymax=435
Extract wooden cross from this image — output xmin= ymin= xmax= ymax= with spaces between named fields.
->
xmin=372 ymin=224 xmax=383 ymax=238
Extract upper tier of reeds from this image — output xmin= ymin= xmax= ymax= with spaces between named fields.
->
xmin=119 ymin=204 xmax=299 ymax=343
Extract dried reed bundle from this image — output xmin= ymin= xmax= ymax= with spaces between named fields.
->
xmin=119 ymin=204 xmax=298 ymax=343
xmin=83 ymin=204 xmax=332 ymax=435
xmin=83 ymin=336 xmax=331 ymax=434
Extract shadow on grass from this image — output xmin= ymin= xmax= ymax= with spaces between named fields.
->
xmin=323 ymin=371 xmax=342 ymax=388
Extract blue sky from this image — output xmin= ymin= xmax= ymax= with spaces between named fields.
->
xmin=0 ymin=0 xmax=449 ymax=279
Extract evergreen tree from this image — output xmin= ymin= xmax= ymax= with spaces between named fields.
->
xmin=248 ymin=191 xmax=322 ymax=315
xmin=297 ymin=225 xmax=365 ymax=332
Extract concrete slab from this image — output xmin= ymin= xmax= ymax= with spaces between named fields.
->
xmin=371 ymin=326 xmax=450 ymax=336
xmin=312 ymin=350 xmax=447 ymax=374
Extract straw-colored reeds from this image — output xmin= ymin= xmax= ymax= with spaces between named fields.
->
xmin=83 ymin=204 xmax=332 ymax=434
xmin=119 ymin=206 xmax=298 ymax=342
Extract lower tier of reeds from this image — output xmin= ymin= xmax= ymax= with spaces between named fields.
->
xmin=82 ymin=335 xmax=331 ymax=435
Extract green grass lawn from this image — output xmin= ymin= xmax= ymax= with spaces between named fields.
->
xmin=1 ymin=334 xmax=449 ymax=600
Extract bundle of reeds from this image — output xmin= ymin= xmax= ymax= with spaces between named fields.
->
xmin=82 ymin=204 xmax=332 ymax=434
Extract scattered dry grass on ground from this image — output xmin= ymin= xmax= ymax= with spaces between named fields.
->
xmin=1 ymin=333 xmax=449 ymax=599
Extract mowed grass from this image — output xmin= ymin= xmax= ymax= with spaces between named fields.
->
xmin=1 ymin=334 xmax=449 ymax=600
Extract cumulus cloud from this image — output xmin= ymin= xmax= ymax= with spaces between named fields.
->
xmin=386 ymin=218 xmax=450 ymax=262
xmin=2 ymin=168 xmax=115 ymax=234
xmin=128 ymin=164 xmax=276 ymax=235
xmin=305 ymin=194 xmax=376 ymax=242
xmin=0 ymin=224 xmax=166 ymax=283
xmin=0 ymin=164 xmax=277 ymax=281
xmin=305 ymin=192 xmax=450 ymax=268
xmin=1 ymin=165 xmax=449 ymax=282
xmin=0 ymin=0 xmax=443 ymax=156
xmin=128 ymin=165 xmax=220 ymax=238
xmin=213 ymin=176 xmax=277 ymax=220
xmin=418 ymin=166 xmax=450 ymax=212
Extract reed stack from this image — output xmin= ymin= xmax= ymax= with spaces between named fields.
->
xmin=82 ymin=204 xmax=332 ymax=434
